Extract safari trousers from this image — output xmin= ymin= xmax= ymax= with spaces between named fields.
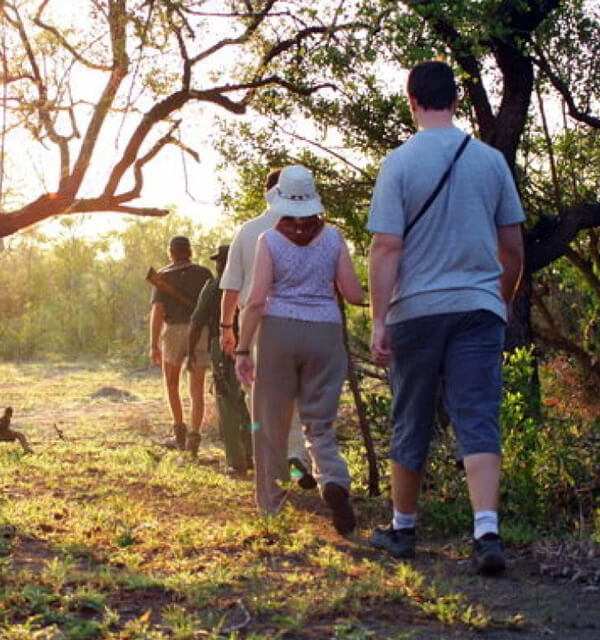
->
xmin=248 ymin=331 xmax=309 ymax=470
xmin=210 ymin=338 xmax=253 ymax=472
xmin=252 ymin=316 xmax=351 ymax=513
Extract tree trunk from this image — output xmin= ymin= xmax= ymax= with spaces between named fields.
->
xmin=505 ymin=274 xmax=535 ymax=351
xmin=338 ymin=297 xmax=380 ymax=496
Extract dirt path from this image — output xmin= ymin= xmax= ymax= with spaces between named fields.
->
xmin=0 ymin=362 xmax=598 ymax=639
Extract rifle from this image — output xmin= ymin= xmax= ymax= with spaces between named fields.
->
xmin=146 ymin=266 xmax=196 ymax=309
xmin=212 ymin=357 xmax=234 ymax=397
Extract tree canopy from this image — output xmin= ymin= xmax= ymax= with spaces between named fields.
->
xmin=213 ymin=0 xmax=600 ymax=366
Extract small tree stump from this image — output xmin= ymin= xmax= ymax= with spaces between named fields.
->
xmin=0 ymin=408 xmax=33 ymax=454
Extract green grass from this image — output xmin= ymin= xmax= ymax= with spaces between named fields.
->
xmin=0 ymin=361 xmax=590 ymax=639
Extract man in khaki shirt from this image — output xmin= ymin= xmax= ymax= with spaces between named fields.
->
xmin=220 ymin=169 xmax=315 ymax=489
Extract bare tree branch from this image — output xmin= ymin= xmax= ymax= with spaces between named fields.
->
xmin=532 ymin=44 xmax=600 ymax=130
xmin=0 ymin=73 xmax=35 ymax=83
xmin=70 ymin=200 xmax=168 ymax=216
xmin=267 ymin=116 xmax=372 ymax=179
xmin=405 ymin=0 xmax=496 ymax=140
xmin=564 ymin=246 xmax=600 ymax=299
xmin=189 ymin=0 xmax=278 ymax=65
xmin=32 ymin=13 xmax=112 ymax=71
xmin=114 ymin=119 xmax=183 ymax=203
xmin=213 ymin=75 xmax=337 ymax=98
xmin=64 ymin=0 xmax=129 ymax=197
xmin=116 ymin=0 xmax=155 ymax=146
xmin=6 ymin=3 xmax=72 ymax=187
xmin=526 ymin=203 xmax=600 ymax=273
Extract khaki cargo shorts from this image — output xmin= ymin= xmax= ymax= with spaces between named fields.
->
xmin=160 ymin=323 xmax=210 ymax=370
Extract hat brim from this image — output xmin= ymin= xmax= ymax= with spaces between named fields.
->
xmin=265 ymin=186 xmax=278 ymax=204
xmin=268 ymin=193 xmax=324 ymax=218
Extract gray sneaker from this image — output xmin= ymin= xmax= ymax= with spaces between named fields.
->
xmin=473 ymin=533 xmax=506 ymax=575
xmin=369 ymin=525 xmax=416 ymax=559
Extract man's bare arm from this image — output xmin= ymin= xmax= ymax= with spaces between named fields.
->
xmin=149 ymin=303 xmax=165 ymax=367
xmin=369 ymin=233 xmax=403 ymax=366
xmin=497 ymin=224 xmax=524 ymax=313
xmin=336 ymin=238 xmax=365 ymax=305
xmin=235 ymin=239 xmax=272 ymax=387
xmin=220 ymin=289 xmax=240 ymax=357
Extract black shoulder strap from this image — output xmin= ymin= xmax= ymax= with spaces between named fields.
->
xmin=403 ymin=134 xmax=471 ymax=239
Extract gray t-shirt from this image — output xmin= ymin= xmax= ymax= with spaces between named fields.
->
xmin=367 ymin=127 xmax=525 ymax=324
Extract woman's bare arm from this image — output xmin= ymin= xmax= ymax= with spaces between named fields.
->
xmin=336 ymin=237 xmax=365 ymax=305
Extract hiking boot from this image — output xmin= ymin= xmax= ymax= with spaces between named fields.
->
xmin=322 ymin=483 xmax=355 ymax=535
xmin=185 ymin=432 xmax=201 ymax=458
xmin=473 ymin=533 xmax=506 ymax=575
xmin=163 ymin=422 xmax=187 ymax=451
xmin=288 ymin=457 xmax=317 ymax=490
xmin=225 ymin=465 xmax=247 ymax=477
xmin=369 ymin=525 xmax=416 ymax=559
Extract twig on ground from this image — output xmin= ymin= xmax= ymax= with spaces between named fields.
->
xmin=220 ymin=600 xmax=251 ymax=634
xmin=54 ymin=423 xmax=66 ymax=440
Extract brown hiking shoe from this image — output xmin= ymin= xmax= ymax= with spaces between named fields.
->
xmin=163 ymin=423 xmax=187 ymax=451
xmin=185 ymin=432 xmax=201 ymax=457
xmin=323 ymin=483 xmax=355 ymax=535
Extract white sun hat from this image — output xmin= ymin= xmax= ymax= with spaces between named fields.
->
xmin=268 ymin=165 xmax=324 ymax=218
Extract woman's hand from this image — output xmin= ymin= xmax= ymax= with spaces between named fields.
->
xmin=235 ymin=354 xmax=255 ymax=388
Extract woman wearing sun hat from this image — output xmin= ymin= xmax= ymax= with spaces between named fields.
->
xmin=235 ymin=165 xmax=364 ymax=534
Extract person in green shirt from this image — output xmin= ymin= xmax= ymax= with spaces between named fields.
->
xmin=188 ymin=245 xmax=252 ymax=471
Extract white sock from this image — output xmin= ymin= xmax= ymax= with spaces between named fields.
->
xmin=392 ymin=510 xmax=417 ymax=531
xmin=474 ymin=510 xmax=499 ymax=539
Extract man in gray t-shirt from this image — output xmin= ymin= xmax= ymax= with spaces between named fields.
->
xmin=367 ymin=61 xmax=524 ymax=574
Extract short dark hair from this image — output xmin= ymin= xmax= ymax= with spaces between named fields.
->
xmin=407 ymin=61 xmax=458 ymax=110
xmin=265 ymin=168 xmax=282 ymax=192
xmin=169 ymin=235 xmax=191 ymax=259
xmin=169 ymin=236 xmax=191 ymax=250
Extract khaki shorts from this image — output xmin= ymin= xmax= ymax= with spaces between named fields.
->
xmin=160 ymin=323 xmax=210 ymax=369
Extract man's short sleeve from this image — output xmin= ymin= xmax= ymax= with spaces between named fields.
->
xmin=367 ymin=154 xmax=406 ymax=236
xmin=494 ymin=156 xmax=526 ymax=226
xmin=220 ymin=229 xmax=244 ymax=291
xmin=190 ymin=279 xmax=215 ymax=328
xmin=150 ymin=286 xmax=166 ymax=305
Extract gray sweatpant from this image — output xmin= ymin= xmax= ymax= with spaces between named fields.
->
xmin=252 ymin=315 xmax=351 ymax=513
